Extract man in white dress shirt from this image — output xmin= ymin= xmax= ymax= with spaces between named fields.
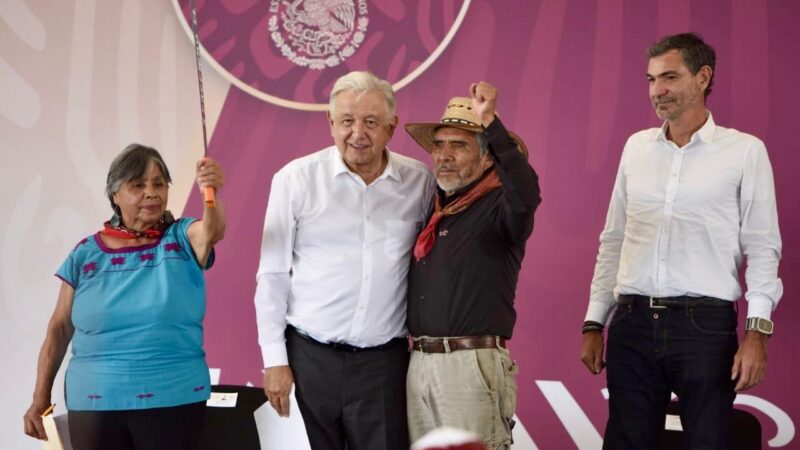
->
xmin=580 ymin=33 xmax=782 ymax=449
xmin=254 ymin=71 xmax=435 ymax=450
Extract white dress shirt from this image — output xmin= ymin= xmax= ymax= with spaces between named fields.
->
xmin=255 ymin=146 xmax=435 ymax=368
xmin=586 ymin=113 xmax=782 ymax=325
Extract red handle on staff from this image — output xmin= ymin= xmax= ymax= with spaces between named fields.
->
xmin=204 ymin=186 xmax=216 ymax=208
xmin=202 ymin=157 xmax=216 ymax=208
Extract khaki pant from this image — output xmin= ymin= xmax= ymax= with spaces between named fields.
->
xmin=407 ymin=346 xmax=518 ymax=450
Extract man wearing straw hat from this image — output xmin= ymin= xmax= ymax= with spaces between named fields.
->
xmin=404 ymin=81 xmax=541 ymax=450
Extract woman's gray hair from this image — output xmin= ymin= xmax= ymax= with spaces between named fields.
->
xmin=105 ymin=143 xmax=172 ymax=212
xmin=328 ymin=71 xmax=396 ymax=119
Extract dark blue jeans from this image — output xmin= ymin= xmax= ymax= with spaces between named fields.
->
xmin=604 ymin=300 xmax=738 ymax=450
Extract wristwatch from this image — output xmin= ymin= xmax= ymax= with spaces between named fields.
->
xmin=745 ymin=317 xmax=774 ymax=336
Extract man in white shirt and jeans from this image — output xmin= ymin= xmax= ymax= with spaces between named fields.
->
xmin=254 ymin=71 xmax=435 ymax=450
xmin=581 ymin=33 xmax=782 ymax=449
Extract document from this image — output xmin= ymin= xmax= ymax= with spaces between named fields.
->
xmin=41 ymin=404 xmax=68 ymax=450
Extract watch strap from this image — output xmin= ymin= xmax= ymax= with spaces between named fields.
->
xmin=745 ymin=317 xmax=774 ymax=336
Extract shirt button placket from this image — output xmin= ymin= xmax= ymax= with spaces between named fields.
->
xmin=656 ymin=150 xmax=683 ymax=294
xmin=357 ymin=188 xmax=372 ymax=339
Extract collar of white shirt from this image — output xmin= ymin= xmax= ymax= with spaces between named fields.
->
xmin=656 ymin=111 xmax=716 ymax=146
xmin=330 ymin=147 xmax=402 ymax=183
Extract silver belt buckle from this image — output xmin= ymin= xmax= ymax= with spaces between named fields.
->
xmin=649 ymin=297 xmax=668 ymax=309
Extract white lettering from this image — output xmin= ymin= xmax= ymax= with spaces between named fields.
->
xmin=536 ymin=380 xmax=604 ymax=448
xmin=510 ymin=415 xmax=540 ymax=450
xmin=735 ymin=394 xmax=795 ymax=447
xmin=209 ymin=367 xmax=221 ymax=385
xmin=539 ymin=381 xmax=795 ymax=448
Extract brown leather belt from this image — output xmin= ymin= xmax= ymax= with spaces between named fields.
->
xmin=411 ymin=336 xmax=506 ymax=353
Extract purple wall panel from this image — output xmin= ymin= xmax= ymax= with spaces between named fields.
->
xmin=182 ymin=1 xmax=800 ymax=446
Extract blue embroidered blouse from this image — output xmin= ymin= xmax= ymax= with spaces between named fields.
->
xmin=56 ymin=218 xmax=212 ymax=411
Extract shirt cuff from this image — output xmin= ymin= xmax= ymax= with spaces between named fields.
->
xmin=261 ymin=342 xmax=289 ymax=368
xmin=584 ymin=300 xmax=615 ymax=326
xmin=745 ymin=295 xmax=774 ymax=321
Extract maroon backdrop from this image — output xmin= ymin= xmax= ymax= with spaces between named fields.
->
xmin=180 ymin=1 xmax=800 ymax=447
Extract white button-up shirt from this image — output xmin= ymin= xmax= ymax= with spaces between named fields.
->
xmin=255 ymin=146 xmax=435 ymax=368
xmin=586 ymin=113 xmax=782 ymax=324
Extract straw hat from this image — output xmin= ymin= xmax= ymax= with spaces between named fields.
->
xmin=405 ymin=97 xmax=527 ymax=156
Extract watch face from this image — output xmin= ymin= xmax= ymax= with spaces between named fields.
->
xmin=748 ymin=318 xmax=773 ymax=334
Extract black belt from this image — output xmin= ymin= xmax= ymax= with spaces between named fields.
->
xmin=618 ymin=294 xmax=732 ymax=309
xmin=288 ymin=325 xmax=406 ymax=353
xmin=411 ymin=336 xmax=507 ymax=353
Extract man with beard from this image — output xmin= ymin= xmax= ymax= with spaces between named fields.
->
xmin=581 ymin=33 xmax=782 ymax=449
xmin=405 ymin=81 xmax=541 ymax=450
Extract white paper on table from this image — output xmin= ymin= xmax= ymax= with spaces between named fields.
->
xmin=207 ymin=392 xmax=239 ymax=408
xmin=665 ymin=414 xmax=684 ymax=431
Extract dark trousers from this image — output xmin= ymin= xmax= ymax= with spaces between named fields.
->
xmin=604 ymin=301 xmax=738 ymax=450
xmin=286 ymin=326 xmax=410 ymax=450
xmin=68 ymin=401 xmax=206 ymax=450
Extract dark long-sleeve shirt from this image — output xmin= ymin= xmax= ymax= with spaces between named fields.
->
xmin=407 ymin=118 xmax=541 ymax=338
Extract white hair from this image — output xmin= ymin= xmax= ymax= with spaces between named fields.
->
xmin=328 ymin=71 xmax=396 ymax=118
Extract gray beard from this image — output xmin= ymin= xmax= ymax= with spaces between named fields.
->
xmin=437 ymin=178 xmax=465 ymax=194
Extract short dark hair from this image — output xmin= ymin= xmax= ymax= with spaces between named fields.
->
xmin=647 ymin=32 xmax=716 ymax=99
xmin=105 ymin=143 xmax=172 ymax=213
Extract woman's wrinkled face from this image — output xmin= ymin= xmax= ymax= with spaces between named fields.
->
xmin=112 ymin=161 xmax=169 ymax=230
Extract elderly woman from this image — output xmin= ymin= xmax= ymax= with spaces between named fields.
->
xmin=23 ymin=144 xmax=225 ymax=450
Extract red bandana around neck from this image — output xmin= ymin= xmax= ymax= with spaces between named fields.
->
xmin=99 ymin=212 xmax=173 ymax=239
xmin=413 ymin=170 xmax=502 ymax=260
